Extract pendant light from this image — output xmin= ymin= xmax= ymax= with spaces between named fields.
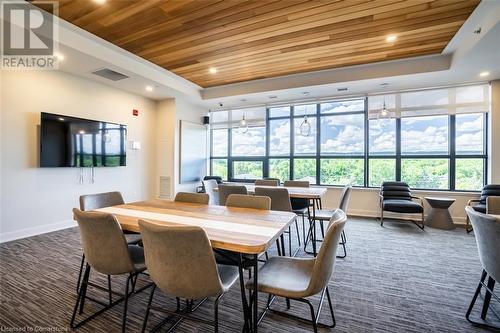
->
xmin=299 ymin=115 xmax=311 ymax=137
xmin=239 ymin=113 xmax=248 ymax=134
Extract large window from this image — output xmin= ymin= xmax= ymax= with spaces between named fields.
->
xmin=210 ymin=84 xmax=489 ymax=191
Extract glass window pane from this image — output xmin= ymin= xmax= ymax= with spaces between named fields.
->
xmin=320 ymin=99 xmax=364 ymax=114
xmin=294 ymin=104 xmax=317 ymax=116
xmin=269 ymin=159 xmax=290 ymax=182
xmin=293 ymin=159 xmax=316 ymax=184
xmin=211 ymin=159 xmax=227 ymax=180
xmin=456 ymin=159 xmax=484 ymax=191
xmin=401 ymin=159 xmax=449 ymax=189
xmin=294 ymin=117 xmax=317 ymax=155
xmin=320 ymin=114 xmax=364 ymax=155
xmin=232 ymin=126 xmax=266 ymax=156
xmin=270 ymin=119 xmax=290 ymax=156
xmin=369 ymin=119 xmax=396 ymax=155
xmin=320 ymin=159 xmax=364 ymax=186
xmin=369 ymin=159 xmax=396 ymax=187
xmin=401 ymin=116 xmax=449 ymax=155
xmin=233 ymin=161 xmax=263 ymax=180
xmin=212 ymin=129 xmax=228 ymax=157
xmin=456 ymin=113 xmax=484 ymax=155
xmin=269 ymin=106 xmax=290 ymax=118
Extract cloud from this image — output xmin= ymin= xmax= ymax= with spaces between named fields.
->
xmin=232 ymin=127 xmax=266 ymax=156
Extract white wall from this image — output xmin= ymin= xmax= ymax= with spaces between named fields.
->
xmin=489 ymin=80 xmax=500 ymax=183
xmin=0 ymin=70 xmax=158 ymax=242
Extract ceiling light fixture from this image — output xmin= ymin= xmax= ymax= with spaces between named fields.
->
xmin=302 ymin=92 xmax=310 ymax=96
xmin=209 ymin=67 xmax=217 ymax=74
xmin=58 ymin=117 xmax=65 ymax=121
xmin=54 ymin=53 xmax=64 ymax=61
xmin=145 ymin=85 xmax=154 ymax=92
xmin=93 ymin=0 xmax=106 ymax=4
xmin=239 ymin=114 xmax=248 ymax=134
xmin=479 ymin=71 xmax=490 ymax=77
xmin=386 ymin=35 xmax=397 ymax=43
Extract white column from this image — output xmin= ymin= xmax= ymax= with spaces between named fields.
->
xmin=489 ymin=80 xmax=500 ymax=183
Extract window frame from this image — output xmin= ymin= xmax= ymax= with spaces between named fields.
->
xmin=210 ymin=90 xmax=488 ymax=191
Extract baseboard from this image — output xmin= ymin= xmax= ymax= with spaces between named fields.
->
xmin=0 ymin=219 xmax=75 ymax=244
xmin=347 ymin=209 xmax=466 ymax=226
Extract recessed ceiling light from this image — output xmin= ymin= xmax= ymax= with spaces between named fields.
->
xmin=145 ymin=85 xmax=154 ymax=92
xmin=209 ymin=67 xmax=217 ymax=74
xmin=386 ymin=35 xmax=397 ymax=43
xmin=93 ymin=0 xmax=106 ymax=4
xmin=79 ymin=130 xmax=86 ymax=134
xmin=479 ymin=71 xmax=490 ymax=77
xmin=58 ymin=117 xmax=65 ymax=121
xmin=54 ymin=52 xmax=64 ymax=61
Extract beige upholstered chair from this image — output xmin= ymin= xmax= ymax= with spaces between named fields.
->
xmin=202 ymin=179 xmax=219 ymax=205
xmin=76 ymin=192 xmax=141 ymax=293
xmin=307 ymin=186 xmax=352 ymax=258
xmin=283 ymin=180 xmax=309 ymax=188
xmin=226 ymin=194 xmax=271 ymax=210
xmin=218 ymin=184 xmax=248 ymax=206
xmin=138 ymin=220 xmax=239 ymax=333
xmin=174 ymin=192 xmax=210 ymax=204
xmin=486 ymin=196 xmax=500 ymax=215
xmin=71 ymin=209 xmax=148 ymax=332
xmin=254 ymin=187 xmax=301 ymax=256
xmin=246 ymin=209 xmax=347 ymax=333
xmin=465 ymin=207 xmax=500 ymax=329
xmin=284 ymin=180 xmax=311 ymax=242
xmin=255 ymin=179 xmax=279 ymax=186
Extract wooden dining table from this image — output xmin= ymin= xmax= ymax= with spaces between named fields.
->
xmin=94 ymin=198 xmax=297 ymax=332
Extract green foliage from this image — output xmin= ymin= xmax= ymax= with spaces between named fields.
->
xmin=320 ymin=159 xmax=364 ymax=186
xmin=401 ymin=159 xmax=448 ymax=189
xmin=212 ymin=159 xmax=227 ymax=180
xmin=369 ymin=159 xmax=396 ymax=187
xmin=233 ymin=161 xmax=262 ymax=179
xmin=269 ymin=159 xmax=290 ymax=181
xmin=455 ymin=159 xmax=483 ymax=191
xmin=293 ymin=159 xmax=316 ymax=183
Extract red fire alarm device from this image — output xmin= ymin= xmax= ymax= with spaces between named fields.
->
xmin=133 ymin=109 xmax=139 ymax=116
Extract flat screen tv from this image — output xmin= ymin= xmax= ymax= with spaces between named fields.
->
xmin=40 ymin=112 xmax=127 ymax=167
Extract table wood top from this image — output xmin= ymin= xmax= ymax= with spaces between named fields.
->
xmin=94 ymin=199 xmax=296 ymax=254
xmin=214 ymin=184 xmax=327 ymax=199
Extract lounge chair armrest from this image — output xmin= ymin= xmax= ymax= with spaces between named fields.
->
xmin=467 ymin=198 xmax=481 ymax=206
xmin=411 ymin=196 xmax=423 ymax=206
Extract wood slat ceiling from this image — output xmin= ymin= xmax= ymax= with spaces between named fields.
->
xmin=47 ymin=0 xmax=480 ymax=88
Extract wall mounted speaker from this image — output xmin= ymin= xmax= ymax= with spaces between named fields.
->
xmin=203 ymin=116 xmax=210 ymax=125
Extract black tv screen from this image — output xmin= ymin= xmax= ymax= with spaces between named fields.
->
xmin=40 ymin=112 xmax=127 ymax=167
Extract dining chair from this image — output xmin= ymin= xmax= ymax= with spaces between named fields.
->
xmin=284 ymin=180 xmax=311 ymax=244
xmin=255 ymin=179 xmax=279 ymax=186
xmin=218 ymin=184 xmax=248 ymax=206
xmin=466 ymin=184 xmax=500 ymax=232
xmin=246 ymin=209 xmax=347 ymax=333
xmin=138 ymin=220 xmax=239 ymax=333
xmin=254 ymin=187 xmax=301 ymax=256
xmin=174 ymin=192 xmax=210 ymax=204
xmin=76 ymin=192 xmax=141 ymax=294
xmin=486 ymin=196 xmax=500 ymax=215
xmin=226 ymin=194 xmax=271 ymax=210
xmin=307 ymin=186 xmax=352 ymax=258
xmin=71 ymin=209 xmax=149 ymax=332
xmin=379 ymin=181 xmax=424 ymax=230
xmin=465 ymin=207 xmax=500 ymax=329
xmin=202 ymin=179 xmax=219 ymax=205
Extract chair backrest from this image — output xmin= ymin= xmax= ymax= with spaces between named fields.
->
xmin=480 ymin=184 xmax=500 ymax=204
xmin=202 ymin=179 xmax=218 ymax=205
xmin=487 ymin=196 xmax=500 ymax=215
xmin=307 ymin=209 xmax=347 ymax=295
xmin=226 ymin=194 xmax=271 ymax=210
xmin=203 ymin=176 xmax=223 ymax=184
xmin=255 ymin=179 xmax=279 ymax=186
xmin=380 ymin=181 xmax=412 ymax=201
xmin=218 ymin=184 xmax=248 ymax=206
xmin=283 ymin=180 xmax=310 ymax=188
xmin=73 ymin=208 xmax=133 ymax=275
xmin=338 ymin=186 xmax=352 ymax=212
xmin=254 ymin=187 xmax=292 ymax=212
xmin=465 ymin=207 xmax=500 ymax=282
xmin=174 ymin=192 xmax=209 ymax=204
xmin=138 ymin=220 xmax=224 ymax=299
xmin=79 ymin=191 xmax=124 ymax=211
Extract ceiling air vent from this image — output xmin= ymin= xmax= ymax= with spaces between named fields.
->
xmin=337 ymin=87 xmax=348 ymax=92
xmin=91 ymin=68 xmax=129 ymax=81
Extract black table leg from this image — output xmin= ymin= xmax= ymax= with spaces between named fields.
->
xmin=253 ymin=254 xmax=258 ymax=333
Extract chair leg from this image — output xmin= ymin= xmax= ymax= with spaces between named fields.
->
xmin=301 ymin=213 xmax=306 ymax=244
xmin=421 ymin=211 xmax=425 ymax=230
xmin=481 ymin=276 xmax=496 ymax=320
xmin=79 ymin=265 xmax=91 ymax=314
xmin=380 ymin=208 xmax=384 ymax=226
xmin=107 ymin=275 xmax=113 ymax=305
xmin=336 ymin=231 xmax=347 ymax=259
xmin=288 ymin=226 xmax=292 ymax=257
xmin=214 ymin=294 xmax=223 ymax=333
xmin=466 ymin=215 xmax=473 ymax=233
xmin=122 ymin=274 xmax=132 ymax=333
xmin=76 ymin=254 xmax=85 ymax=293
xmin=466 ymin=270 xmax=487 ymax=322
xmin=306 ymin=299 xmax=318 ymax=333
xmin=142 ymin=284 xmax=156 ymax=333
xmin=71 ymin=264 xmax=90 ymax=328
xmin=325 ymin=287 xmax=336 ymax=327
xmin=295 ymin=219 xmax=301 ymax=246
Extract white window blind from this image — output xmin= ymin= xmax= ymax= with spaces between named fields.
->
xmin=368 ymin=84 xmax=489 ymax=119
xmin=210 ymin=107 xmax=266 ymax=129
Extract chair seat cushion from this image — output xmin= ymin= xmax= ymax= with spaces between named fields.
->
xmin=313 ymin=209 xmax=337 ymax=221
xmin=472 ymin=204 xmax=486 ymax=213
xmin=383 ymin=199 xmax=423 ymax=213
xmin=291 ymin=198 xmax=309 ymax=211
xmin=293 ymin=208 xmax=308 ymax=215
xmin=128 ymin=245 xmax=146 ymax=272
xmin=246 ymin=256 xmax=315 ymax=299
xmin=124 ymin=233 xmax=142 ymax=245
xmin=217 ymin=264 xmax=239 ymax=292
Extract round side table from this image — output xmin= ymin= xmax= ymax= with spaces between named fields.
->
xmin=425 ymin=197 xmax=456 ymax=230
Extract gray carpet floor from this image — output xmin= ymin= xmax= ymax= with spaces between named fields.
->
xmin=0 ymin=217 xmax=499 ymax=333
